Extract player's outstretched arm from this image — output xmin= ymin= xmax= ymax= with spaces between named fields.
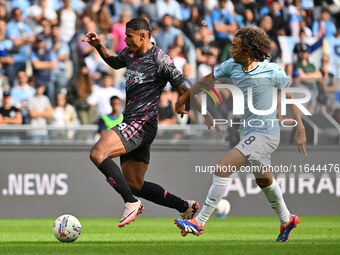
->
xmin=82 ymin=31 xmax=120 ymax=69
xmin=175 ymin=73 xmax=214 ymax=115
xmin=286 ymin=91 xmax=307 ymax=156
xmin=175 ymin=76 xmax=222 ymax=137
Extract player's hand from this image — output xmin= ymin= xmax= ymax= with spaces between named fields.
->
xmin=204 ymin=112 xmax=222 ymax=137
xmin=294 ymin=128 xmax=307 ymax=156
xmin=82 ymin=31 xmax=100 ymax=48
xmin=175 ymin=97 xmax=187 ymax=118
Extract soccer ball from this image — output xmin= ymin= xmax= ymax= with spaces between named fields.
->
xmin=53 ymin=214 xmax=81 ymax=242
xmin=216 ymin=199 xmax=231 ymax=218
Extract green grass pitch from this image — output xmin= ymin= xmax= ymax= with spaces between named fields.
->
xmin=0 ymin=216 xmax=339 ymax=255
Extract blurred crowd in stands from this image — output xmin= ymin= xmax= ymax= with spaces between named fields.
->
xmin=0 ymin=0 xmax=339 ymax=140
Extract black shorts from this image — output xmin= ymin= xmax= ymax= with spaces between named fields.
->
xmin=111 ymin=119 xmax=158 ymax=165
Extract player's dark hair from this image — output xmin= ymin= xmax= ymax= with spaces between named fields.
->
xmin=126 ymin=17 xmax=151 ymax=38
xmin=235 ymin=26 xmax=272 ymax=61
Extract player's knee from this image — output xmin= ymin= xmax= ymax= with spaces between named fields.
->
xmin=256 ymin=178 xmax=272 ymax=188
xmin=89 ymin=147 xmax=105 ymax=166
xmin=126 ymin=179 xmax=143 ymax=195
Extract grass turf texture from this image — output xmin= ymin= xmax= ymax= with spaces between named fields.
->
xmin=0 ymin=216 xmax=339 ymax=255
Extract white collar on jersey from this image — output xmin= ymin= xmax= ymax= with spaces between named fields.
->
xmin=242 ymin=64 xmax=259 ymax=73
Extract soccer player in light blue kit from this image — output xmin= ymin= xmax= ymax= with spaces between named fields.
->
xmin=174 ymin=26 xmax=307 ymax=242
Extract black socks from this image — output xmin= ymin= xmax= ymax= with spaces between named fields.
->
xmin=98 ymin=157 xmax=137 ymax=203
xmin=135 ymin=181 xmax=188 ymax=213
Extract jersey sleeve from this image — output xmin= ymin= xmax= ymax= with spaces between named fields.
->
xmin=213 ymin=58 xmax=233 ymax=78
xmin=274 ymin=65 xmax=289 ymax=89
xmin=109 ymin=47 xmax=128 ymax=69
xmin=157 ymin=49 xmax=183 ymax=89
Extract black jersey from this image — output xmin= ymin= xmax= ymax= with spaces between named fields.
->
xmin=110 ymin=45 xmax=183 ymax=121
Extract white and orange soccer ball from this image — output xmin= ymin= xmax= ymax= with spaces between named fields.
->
xmin=53 ymin=214 xmax=81 ymax=242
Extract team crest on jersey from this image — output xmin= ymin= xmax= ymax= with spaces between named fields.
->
xmin=125 ymin=69 xmax=145 ymax=85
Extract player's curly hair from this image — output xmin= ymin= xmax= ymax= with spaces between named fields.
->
xmin=235 ymin=26 xmax=272 ymax=61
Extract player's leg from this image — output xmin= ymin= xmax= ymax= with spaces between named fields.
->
xmin=195 ymin=148 xmax=246 ymax=225
xmin=175 ymin=148 xmax=247 ymax=236
xmin=89 ymin=129 xmax=138 ymax=204
xmin=255 ymin=169 xmax=299 ymax=242
xmin=121 ymin=148 xmax=199 ymax=218
xmin=254 ymin=169 xmax=291 ymax=226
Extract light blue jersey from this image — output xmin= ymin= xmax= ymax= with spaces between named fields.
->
xmin=213 ymin=58 xmax=288 ymax=135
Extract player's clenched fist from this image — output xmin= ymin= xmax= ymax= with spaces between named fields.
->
xmin=82 ymin=32 xmax=100 ymax=48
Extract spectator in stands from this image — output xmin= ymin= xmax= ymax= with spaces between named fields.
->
xmin=0 ymin=91 xmax=22 ymax=125
xmin=11 ymin=70 xmax=36 ymax=124
xmin=293 ymin=44 xmax=322 ymax=114
xmin=87 ymin=71 xmax=124 ymax=117
xmin=11 ymin=0 xmax=31 ymax=18
xmin=168 ymin=44 xmax=187 ymax=74
xmin=84 ymin=46 xmax=110 ymax=82
xmin=30 ymin=34 xmax=58 ymax=105
xmin=138 ymin=0 xmax=157 ymax=25
xmin=197 ymin=53 xmax=218 ymax=79
xmin=111 ymin=10 xmax=130 ymax=53
xmin=180 ymin=0 xmax=195 ymax=21
xmin=156 ymin=0 xmax=183 ymax=27
xmin=0 ymin=62 xmax=9 ymax=104
xmin=210 ymin=0 xmax=237 ymax=54
xmin=28 ymin=81 xmax=53 ymax=142
xmin=39 ymin=18 xmax=53 ymax=49
xmin=312 ymin=8 xmax=337 ymax=38
xmin=51 ymin=92 xmax=78 ymax=139
xmin=299 ymin=18 xmax=312 ymax=38
xmin=195 ymin=21 xmax=219 ymax=66
xmin=26 ymin=0 xmax=58 ymax=35
xmin=293 ymin=29 xmax=310 ymax=61
xmin=268 ymin=0 xmax=285 ymax=36
xmin=50 ymin=24 xmax=71 ymax=95
xmin=120 ymin=0 xmax=138 ymax=18
xmin=57 ymin=0 xmax=80 ymax=43
xmin=6 ymin=8 xmax=35 ymax=87
xmin=259 ymin=15 xmax=281 ymax=62
xmin=0 ymin=91 xmax=22 ymax=143
xmin=182 ymin=5 xmax=203 ymax=46
xmin=0 ymin=20 xmax=14 ymax=77
xmin=286 ymin=0 xmax=302 ymax=37
xmin=106 ymin=0 xmax=122 ymax=24
xmin=155 ymin=14 xmax=196 ymax=68
xmin=182 ymin=63 xmax=193 ymax=85
xmin=0 ymin=3 xmax=9 ymax=22
xmin=66 ymin=62 xmax=96 ymax=124
xmin=316 ymin=55 xmax=338 ymax=114
xmin=84 ymin=0 xmax=112 ymax=35
xmin=97 ymin=95 xmax=123 ymax=136
xmin=238 ymin=8 xmax=257 ymax=28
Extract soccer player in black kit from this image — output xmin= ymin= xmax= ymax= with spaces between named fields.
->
xmin=83 ymin=18 xmax=200 ymax=227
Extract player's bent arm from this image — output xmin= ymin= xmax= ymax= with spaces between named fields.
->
xmin=83 ymin=31 xmax=121 ymax=69
xmin=177 ymin=73 xmax=214 ymax=107
xmin=94 ymin=44 xmax=122 ymax=69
